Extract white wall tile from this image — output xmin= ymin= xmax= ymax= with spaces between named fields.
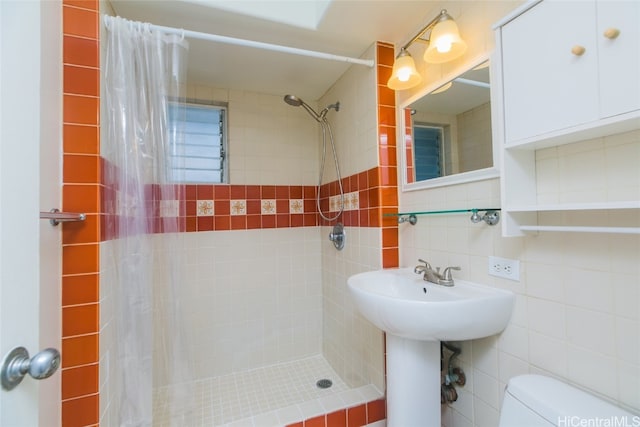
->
xmin=497 ymin=351 xmax=529 ymax=385
xmin=471 ymin=337 xmax=498 ymax=378
xmin=528 ymin=332 xmax=567 ymax=378
xmin=473 ymin=369 xmax=500 ymax=409
xmin=473 ymin=397 xmax=500 ymax=427
xmin=321 ymin=226 xmax=384 ymax=391
xmin=617 ymin=361 xmax=640 ymax=410
xmin=153 ymin=228 xmax=324 ymax=384
xmin=188 ymin=85 xmax=320 ymax=186
xmin=566 ymin=345 xmax=618 ymax=399
xmin=615 ymin=317 xmax=639 ymax=365
xmin=565 ymin=306 xmax=615 ymax=355
xmin=450 ymin=387 xmax=474 ymax=421
xmin=613 ymin=277 xmax=640 ymax=321
xmin=563 ymin=268 xmax=613 ymax=312
xmin=525 ymin=263 xmax=565 ymax=301
xmin=497 ymin=324 xmax=528 ymax=360
xmin=527 ymin=297 xmax=566 ymax=340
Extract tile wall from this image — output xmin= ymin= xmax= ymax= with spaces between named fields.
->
xmin=395 ymin=1 xmax=639 ymax=426
xmin=456 ymin=102 xmax=492 ymax=174
xmin=151 ymin=228 xmax=324 ymax=386
xmin=63 ymin=1 xmax=399 ymax=424
xmin=318 ymin=42 xmax=399 ymax=405
xmin=400 ymin=159 xmax=639 ymax=426
xmin=535 ymin=131 xmax=640 ymax=206
xmin=61 ymin=0 xmax=101 ymax=425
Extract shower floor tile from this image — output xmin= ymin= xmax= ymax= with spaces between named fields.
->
xmin=153 ymin=355 xmax=372 ymax=426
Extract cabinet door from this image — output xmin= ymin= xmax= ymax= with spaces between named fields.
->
xmin=597 ymin=0 xmax=640 ymax=118
xmin=501 ymin=0 xmax=599 ymax=144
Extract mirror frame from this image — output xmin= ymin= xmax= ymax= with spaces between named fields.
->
xmin=399 ymin=54 xmax=500 ymax=192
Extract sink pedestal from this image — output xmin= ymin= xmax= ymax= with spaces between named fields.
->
xmin=348 ymin=268 xmax=515 ymax=426
xmin=386 ymin=335 xmax=441 ymax=427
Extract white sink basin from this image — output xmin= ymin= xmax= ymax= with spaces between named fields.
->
xmin=348 ymin=268 xmax=515 ymax=341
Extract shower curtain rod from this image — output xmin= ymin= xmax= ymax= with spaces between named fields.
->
xmin=103 ymin=15 xmax=375 ymax=68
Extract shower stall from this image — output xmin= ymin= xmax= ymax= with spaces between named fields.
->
xmin=101 ymin=15 xmax=384 ymax=427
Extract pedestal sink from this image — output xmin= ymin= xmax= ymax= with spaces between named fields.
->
xmin=347 ymin=268 xmax=515 ymax=427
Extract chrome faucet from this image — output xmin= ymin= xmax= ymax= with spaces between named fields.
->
xmin=414 ymin=259 xmax=461 ymax=287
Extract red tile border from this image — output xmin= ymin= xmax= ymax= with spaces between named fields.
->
xmin=347 ymin=404 xmax=367 ymax=427
xmin=97 ymin=163 xmax=397 ymax=239
xmin=287 ymin=398 xmax=386 ymax=427
xmin=62 ymin=394 xmax=99 ymax=427
xmin=367 ymin=399 xmax=386 ymax=423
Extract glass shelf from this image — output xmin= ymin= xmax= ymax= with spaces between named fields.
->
xmin=385 ymin=208 xmax=501 ymax=226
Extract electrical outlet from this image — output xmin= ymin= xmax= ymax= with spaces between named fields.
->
xmin=488 ymin=256 xmax=520 ymax=281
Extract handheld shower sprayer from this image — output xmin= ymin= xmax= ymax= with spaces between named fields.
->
xmin=283 ymin=94 xmax=344 ymax=224
xmin=283 ymin=95 xmax=339 ymax=122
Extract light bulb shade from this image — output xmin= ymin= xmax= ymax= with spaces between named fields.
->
xmin=387 ymin=50 xmax=422 ymax=90
xmin=424 ymin=18 xmax=467 ymax=64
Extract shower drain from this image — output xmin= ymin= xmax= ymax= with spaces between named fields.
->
xmin=316 ymin=379 xmax=333 ymax=389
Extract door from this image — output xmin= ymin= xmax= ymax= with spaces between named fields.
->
xmin=0 ymin=1 xmax=62 ymax=426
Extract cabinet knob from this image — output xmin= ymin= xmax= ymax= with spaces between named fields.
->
xmin=571 ymin=45 xmax=586 ymax=56
xmin=603 ymin=28 xmax=620 ymax=39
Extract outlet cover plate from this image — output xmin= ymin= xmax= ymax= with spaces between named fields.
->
xmin=488 ymin=256 xmax=520 ymax=281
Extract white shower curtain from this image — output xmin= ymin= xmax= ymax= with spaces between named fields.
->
xmin=103 ymin=16 xmax=194 ymax=426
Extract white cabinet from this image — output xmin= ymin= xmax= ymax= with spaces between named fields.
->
xmin=494 ymin=0 xmax=640 ymax=236
xmin=597 ymin=1 xmax=640 ymax=118
xmin=502 ymin=1 xmax=599 ymax=144
xmin=501 ymin=0 xmax=639 ymax=146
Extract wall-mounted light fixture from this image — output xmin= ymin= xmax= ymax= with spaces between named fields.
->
xmin=387 ymin=9 xmax=467 ymax=91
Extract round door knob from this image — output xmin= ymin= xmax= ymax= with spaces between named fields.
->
xmin=29 ymin=348 xmax=60 ymax=379
xmin=603 ymin=28 xmax=620 ymax=39
xmin=1 ymin=347 xmax=61 ymax=391
xmin=571 ymin=45 xmax=586 ymax=56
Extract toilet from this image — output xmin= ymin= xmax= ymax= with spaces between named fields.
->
xmin=499 ymin=375 xmax=638 ymax=426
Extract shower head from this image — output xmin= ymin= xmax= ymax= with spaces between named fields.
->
xmin=283 ymin=94 xmax=322 ymax=122
xmin=284 ymin=94 xmax=303 ymax=107
xmin=283 ymin=94 xmax=339 ymax=123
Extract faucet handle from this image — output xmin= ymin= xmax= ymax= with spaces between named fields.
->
xmin=417 ymin=259 xmax=432 ymax=269
xmin=439 ymin=266 xmax=461 ymax=286
xmin=442 ymin=266 xmax=461 ymax=280
xmin=414 ymin=259 xmax=432 ymax=274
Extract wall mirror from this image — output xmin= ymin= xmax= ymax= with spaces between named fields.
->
xmin=401 ymin=57 xmax=499 ymax=191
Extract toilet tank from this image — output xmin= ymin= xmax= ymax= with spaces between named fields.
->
xmin=499 ymin=375 xmax=638 ymax=427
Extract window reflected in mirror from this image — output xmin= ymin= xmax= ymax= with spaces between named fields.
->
xmin=404 ymin=60 xmax=493 ymax=185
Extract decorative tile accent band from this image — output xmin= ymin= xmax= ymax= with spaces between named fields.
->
xmin=99 ymin=162 xmax=394 ymax=239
